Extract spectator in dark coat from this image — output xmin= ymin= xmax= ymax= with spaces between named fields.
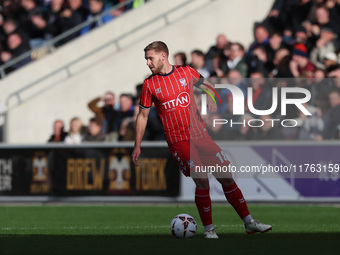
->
xmin=323 ymin=89 xmax=340 ymax=139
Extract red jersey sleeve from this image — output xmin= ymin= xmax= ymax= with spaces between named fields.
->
xmin=186 ymin=66 xmax=205 ymax=87
xmin=139 ymin=79 xmax=152 ymax=109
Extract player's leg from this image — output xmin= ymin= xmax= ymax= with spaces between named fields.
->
xmin=196 ymin=138 xmax=272 ymax=234
xmin=169 ymin=140 xmax=217 ymax=238
xmin=215 ymin=176 xmax=251 ymax=222
xmin=191 ymin=173 xmax=218 ymax=238
xmin=213 ymin=168 xmax=272 ymax=234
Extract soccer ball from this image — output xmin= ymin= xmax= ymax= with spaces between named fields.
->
xmin=170 ymin=213 xmax=197 ymax=238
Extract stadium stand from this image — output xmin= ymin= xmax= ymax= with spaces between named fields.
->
xmin=1 ymin=0 xmax=340 ymax=143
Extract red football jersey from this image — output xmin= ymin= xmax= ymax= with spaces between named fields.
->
xmin=140 ymin=65 xmax=209 ymax=145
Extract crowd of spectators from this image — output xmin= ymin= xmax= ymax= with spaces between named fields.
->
xmin=44 ymin=0 xmax=340 ymax=142
xmin=47 ymin=86 xmax=165 ymax=143
xmin=0 ymin=0 xmax=147 ymax=75
xmin=188 ymin=0 xmax=340 ymax=141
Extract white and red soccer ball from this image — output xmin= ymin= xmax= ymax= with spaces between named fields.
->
xmin=170 ymin=213 xmax=197 ymax=238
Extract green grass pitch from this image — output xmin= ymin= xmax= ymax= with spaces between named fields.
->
xmin=0 ymin=204 xmax=339 ymax=255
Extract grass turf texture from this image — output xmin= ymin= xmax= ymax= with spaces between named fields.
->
xmin=0 ymin=205 xmax=339 ymax=255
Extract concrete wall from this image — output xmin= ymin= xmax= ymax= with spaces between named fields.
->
xmin=0 ymin=0 xmax=273 ymax=143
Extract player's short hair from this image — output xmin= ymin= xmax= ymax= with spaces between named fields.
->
xmin=144 ymin=41 xmax=169 ymax=56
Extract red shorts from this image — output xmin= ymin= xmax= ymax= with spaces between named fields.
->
xmin=168 ymin=137 xmax=230 ymax=177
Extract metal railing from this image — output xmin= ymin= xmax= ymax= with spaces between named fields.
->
xmin=3 ymin=0 xmax=197 ymax=109
xmin=1 ymin=0 xmax=210 ymax=143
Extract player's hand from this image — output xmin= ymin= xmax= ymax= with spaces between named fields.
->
xmin=132 ymin=147 xmax=141 ymax=166
xmin=207 ymin=96 xmax=217 ymax=114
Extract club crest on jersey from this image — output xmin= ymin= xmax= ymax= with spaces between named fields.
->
xmin=179 ymin=78 xmax=187 ymax=87
xmin=162 ymin=92 xmax=190 ymax=111
xmin=155 ymin=88 xmax=162 ymax=94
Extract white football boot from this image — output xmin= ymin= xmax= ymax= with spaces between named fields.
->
xmin=204 ymin=227 xmax=219 ymax=239
xmin=245 ymin=219 xmax=272 ymax=234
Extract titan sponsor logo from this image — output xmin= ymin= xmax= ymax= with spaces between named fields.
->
xmin=201 ymin=84 xmax=312 ymax=128
xmin=162 ymin=92 xmax=190 ymax=110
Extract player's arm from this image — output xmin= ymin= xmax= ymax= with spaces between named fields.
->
xmin=195 ymin=77 xmax=218 ymax=114
xmin=132 ymin=107 xmax=150 ymax=166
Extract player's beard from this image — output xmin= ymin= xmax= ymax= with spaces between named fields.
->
xmin=150 ymin=59 xmax=164 ymax=74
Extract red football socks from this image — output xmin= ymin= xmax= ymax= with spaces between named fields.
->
xmin=195 ymin=188 xmax=212 ymax=226
xmin=223 ymin=182 xmax=250 ymax=219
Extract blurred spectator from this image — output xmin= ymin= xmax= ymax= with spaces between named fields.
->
xmin=266 ymin=0 xmax=313 ymax=32
xmin=282 ymin=101 xmax=317 ymax=140
xmin=247 ymin=24 xmax=269 ymax=56
xmin=252 ymin=114 xmax=284 ymax=140
xmin=111 ymin=93 xmax=134 ymax=132
xmin=44 ymin=0 xmax=65 ymax=40
xmin=293 ymin=24 xmax=315 ymax=53
xmin=190 ymin=49 xmax=210 ymax=78
xmin=236 ymin=113 xmax=254 ymax=140
xmin=2 ymin=33 xmax=31 ymax=70
xmin=227 ymin=69 xmax=246 ymax=94
xmin=247 ymin=46 xmax=271 ymax=77
xmin=323 ymin=88 xmax=340 ymax=139
xmin=247 ymin=72 xmax=273 ymax=113
xmin=48 ymin=119 xmax=67 ymax=142
xmin=266 ymin=31 xmax=288 ymax=67
xmin=282 ymin=26 xmax=295 ymax=47
xmin=214 ymin=69 xmax=246 ymax=114
xmin=205 ymin=33 xmax=230 ymax=74
xmin=173 ymin=52 xmax=187 ymax=66
xmin=88 ymin=91 xmax=117 ymax=134
xmin=83 ymin=117 xmax=105 ymax=141
xmin=118 ymin=116 xmax=135 ymax=141
xmin=19 ymin=0 xmax=48 ymax=48
xmin=80 ymin=0 xmax=112 ymax=35
xmin=328 ymin=67 xmax=340 ymax=78
xmin=58 ymin=0 xmax=89 ymax=44
xmin=2 ymin=18 xmax=31 ymax=48
xmin=220 ymin=42 xmax=248 ymax=77
xmin=313 ymin=4 xmax=339 ymax=36
xmin=118 ymin=104 xmax=139 ymax=141
xmin=221 ymin=93 xmax=243 ymax=140
xmin=323 ymin=51 xmax=339 ymax=73
xmin=289 ymin=43 xmax=316 ymax=78
xmin=144 ymin=105 xmax=164 ymax=141
xmin=310 ymin=25 xmax=339 ymax=69
xmin=204 ymin=113 xmax=229 ymax=140
xmin=326 ymin=0 xmax=340 ymax=37
xmin=271 ymin=48 xmax=293 ymax=77
xmin=299 ymin=106 xmax=324 ymax=140
xmin=309 ymin=68 xmax=333 ymax=105
xmin=133 ymin=83 xmax=143 ymax=104
xmin=68 ymin=0 xmax=89 ymax=20
xmin=3 ymin=18 xmax=20 ymax=35
xmin=64 ymin=117 xmax=84 ymax=144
